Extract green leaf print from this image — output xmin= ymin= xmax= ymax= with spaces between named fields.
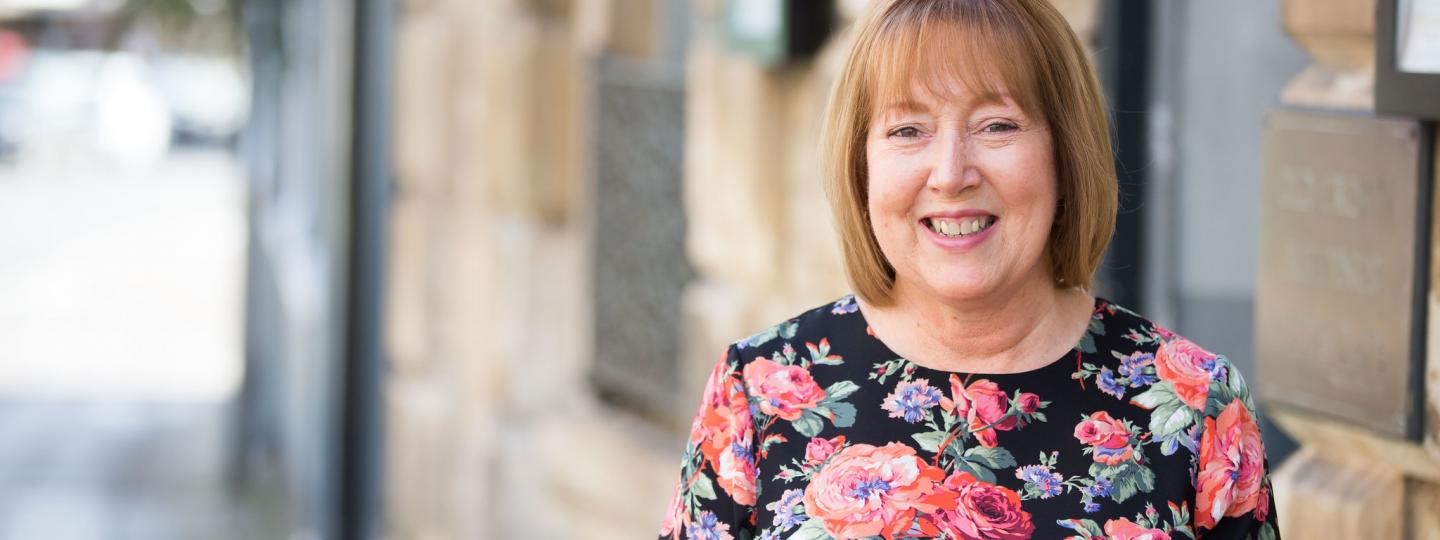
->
xmin=955 ymin=459 xmax=998 ymax=484
xmin=793 ymin=412 xmax=824 ymax=438
xmin=823 ymin=381 xmax=860 ymax=402
xmin=963 ymin=446 xmax=1018 ymax=470
xmin=912 ymin=430 xmax=948 ymax=453
xmin=1057 ymin=518 xmax=1105 ymax=538
xmin=1130 ymin=382 xmax=1177 ymax=409
xmin=1106 ymin=461 xmax=1156 ymax=503
xmin=789 ymin=518 xmax=833 ymax=540
xmin=823 ymin=402 xmax=857 ymax=428
xmin=691 ymin=473 xmax=717 ymax=500
xmin=807 ymin=339 xmax=844 ymax=366
xmin=739 ymin=320 xmax=798 ymax=349
xmin=1150 ymin=399 xmax=1194 ymax=439
xmin=1257 ymin=522 xmax=1279 ymax=540
xmin=1168 ymin=502 xmax=1196 ymax=539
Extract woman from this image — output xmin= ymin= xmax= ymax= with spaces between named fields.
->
xmin=660 ymin=0 xmax=1278 ymax=538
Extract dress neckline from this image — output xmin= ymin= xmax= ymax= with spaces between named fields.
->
xmin=849 ymin=295 xmax=1106 ymax=380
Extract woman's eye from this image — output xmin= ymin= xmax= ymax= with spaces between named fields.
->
xmin=981 ymin=122 xmax=1019 ymax=133
xmin=888 ymin=126 xmax=922 ymax=138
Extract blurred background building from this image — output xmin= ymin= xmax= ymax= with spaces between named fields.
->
xmin=0 ymin=0 xmax=1436 ymax=538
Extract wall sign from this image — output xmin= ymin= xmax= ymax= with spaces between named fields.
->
xmin=1255 ymin=109 xmax=1433 ymax=441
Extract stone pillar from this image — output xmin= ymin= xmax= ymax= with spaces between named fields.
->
xmin=387 ymin=0 xmax=594 ymax=537
xmin=1264 ymin=0 xmax=1440 ymax=537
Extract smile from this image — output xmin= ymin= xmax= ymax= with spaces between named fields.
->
xmin=924 ymin=216 xmax=996 ymax=238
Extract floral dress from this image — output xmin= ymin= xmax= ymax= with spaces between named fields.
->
xmin=658 ymin=295 xmax=1279 ymax=540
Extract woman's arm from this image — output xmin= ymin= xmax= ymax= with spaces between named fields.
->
xmin=659 ymin=345 xmax=759 ymax=540
xmin=1191 ymin=355 xmax=1280 ymax=539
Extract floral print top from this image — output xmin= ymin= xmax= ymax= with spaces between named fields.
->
xmin=659 ymin=295 xmax=1278 ymax=540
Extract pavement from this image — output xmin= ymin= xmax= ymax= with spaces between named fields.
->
xmin=0 ymin=150 xmax=281 ymax=539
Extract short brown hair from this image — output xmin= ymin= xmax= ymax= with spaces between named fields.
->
xmin=820 ymin=0 xmax=1117 ymax=306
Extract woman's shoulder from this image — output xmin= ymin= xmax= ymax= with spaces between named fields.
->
xmin=728 ymin=294 xmax=863 ymax=360
xmin=1089 ymin=298 xmax=1228 ymax=362
xmin=1089 ymin=297 xmax=1255 ymax=415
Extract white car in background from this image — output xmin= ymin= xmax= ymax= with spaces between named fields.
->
xmin=0 ymin=48 xmax=246 ymax=169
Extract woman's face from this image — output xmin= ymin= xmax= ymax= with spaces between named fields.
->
xmin=865 ymin=80 xmax=1057 ymax=304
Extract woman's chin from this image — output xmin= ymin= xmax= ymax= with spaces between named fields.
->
xmin=916 ymin=276 xmax=999 ymax=304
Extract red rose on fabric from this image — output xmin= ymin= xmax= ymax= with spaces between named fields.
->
xmin=941 ymin=377 xmax=1017 ymax=448
xmin=1196 ymin=400 xmax=1266 ymax=530
xmin=805 ymin=435 xmax=846 ymax=467
xmin=1256 ymin=486 xmax=1270 ymax=522
xmin=716 ymin=437 xmax=757 ymax=506
xmin=1073 ymin=411 xmax=1134 ymax=465
xmin=967 ymin=379 xmax=1016 ymax=428
xmin=931 ymin=471 xmax=1035 ymax=540
xmin=689 ymin=353 xmax=756 ymax=505
xmin=941 ymin=374 xmax=970 ymax=416
xmin=803 ymin=443 xmax=953 ymax=539
xmin=742 ymin=357 xmax=826 ymax=420
xmin=1154 ymin=338 xmax=1217 ymax=410
xmin=1103 ymin=517 xmax=1170 ymax=540
xmin=1016 ymin=392 xmax=1040 ymax=414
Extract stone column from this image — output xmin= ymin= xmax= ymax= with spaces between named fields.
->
xmin=1265 ymin=0 xmax=1440 ymax=537
xmin=387 ymin=0 xmax=594 ymax=537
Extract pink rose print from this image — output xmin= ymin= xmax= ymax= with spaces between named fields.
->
xmin=691 ymin=355 xmax=756 ymax=505
xmin=742 ymin=357 xmax=826 ymax=421
xmin=1154 ymin=338 xmax=1218 ymax=410
xmin=941 ymin=374 xmax=970 ymax=416
xmin=659 ymin=481 xmax=683 ymax=538
xmin=1102 ymin=517 xmax=1170 ymax=540
xmin=1073 ymin=411 xmax=1134 ymax=465
xmin=1195 ymin=400 xmax=1266 ymax=530
xmin=941 ymin=376 xmax=1020 ymax=448
xmin=931 ymin=471 xmax=1035 ymax=540
xmin=1256 ymin=486 xmax=1270 ymax=522
xmin=805 ymin=435 xmax=847 ymax=467
xmin=1016 ymin=392 xmax=1041 ymax=414
xmin=803 ymin=442 xmax=954 ymax=539
xmin=716 ymin=439 xmax=757 ymax=506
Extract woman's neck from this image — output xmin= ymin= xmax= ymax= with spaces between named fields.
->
xmin=859 ymin=276 xmax=1093 ymax=374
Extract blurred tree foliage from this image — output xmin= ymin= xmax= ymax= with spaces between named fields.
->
xmin=112 ymin=0 xmax=242 ymax=53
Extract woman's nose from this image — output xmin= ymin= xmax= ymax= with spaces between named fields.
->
xmin=926 ymin=131 xmax=982 ymax=196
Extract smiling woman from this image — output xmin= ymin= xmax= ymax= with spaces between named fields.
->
xmin=658 ymin=1 xmax=1279 ymax=539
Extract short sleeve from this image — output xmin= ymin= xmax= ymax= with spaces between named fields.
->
xmin=658 ymin=345 xmax=758 ymax=540
xmin=1191 ymin=356 xmax=1280 ymax=539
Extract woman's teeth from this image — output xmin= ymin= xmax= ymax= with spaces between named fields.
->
xmin=927 ymin=216 xmax=995 ymax=238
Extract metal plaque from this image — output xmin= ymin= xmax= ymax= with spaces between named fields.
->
xmin=588 ymin=58 xmax=695 ymax=419
xmin=1255 ymin=109 xmax=1432 ymax=441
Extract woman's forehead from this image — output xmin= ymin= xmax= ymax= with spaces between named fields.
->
xmin=864 ymin=11 xmax=1041 ymax=120
xmin=880 ymin=85 xmax=1018 ymax=113
xmin=871 ymin=74 xmax=1029 ymax=120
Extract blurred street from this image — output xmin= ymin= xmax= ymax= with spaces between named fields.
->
xmin=0 ymin=400 xmax=273 ymax=539
xmin=0 ymin=151 xmax=279 ymax=539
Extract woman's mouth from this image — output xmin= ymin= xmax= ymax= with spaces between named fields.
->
xmin=923 ymin=216 xmax=997 ymax=238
